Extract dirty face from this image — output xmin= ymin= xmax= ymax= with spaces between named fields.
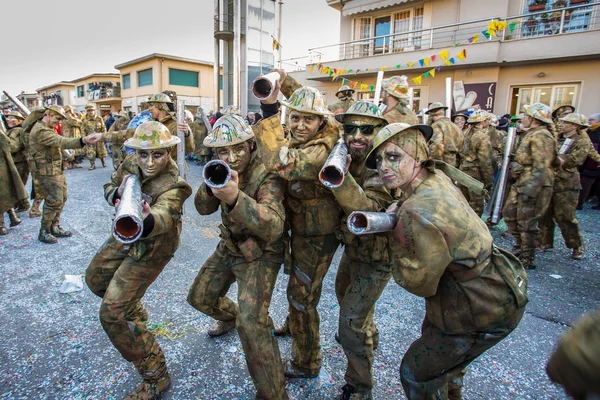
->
xmin=136 ymin=148 xmax=170 ymax=179
xmin=288 ymin=110 xmax=322 ymax=144
xmin=215 ymin=141 xmax=252 ymax=174
xmin=6 ymin=116 xmax=22 ymax=128
xmin=86 ymin=109 xmax=96 ymax=119
xmin=559 ymin=121 xmax=578 ymax=136
xmin=342 ymin=123 xmax=382 ymax=162
xmin=46 ymin=112 xmax=64 ymax=129
xmin=454 ymin=116 xmax=466 ymax=130
xmin=148 ymin=103 xmax=161 ymax=120
xmin=375 ymin=141 xmax=421 ymax=191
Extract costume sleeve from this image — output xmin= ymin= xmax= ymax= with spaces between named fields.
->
xmin=102 ymin=128 xmax=135 ymax=143
xmin=145 ymin=184 xmax=192 ymax=239
xmin=38 ymin=128 xmax=83 ymax=150
xmin=185 ymin=127 xmax=195 ymax=153
xmin=194 ymin=183 xmax=220 ymax=215
xmin=226 ymin=174 xmax=285 ymax=244
xmin=331 ymin=172 xmax=392 ymax=215
xmin=280 ymin=74 xmax=303 ymax=99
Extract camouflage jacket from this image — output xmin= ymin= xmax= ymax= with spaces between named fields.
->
xmin=488 ymin=126 xmax=505 ymax=166
xmin=383 ymin=103 xmax=419 ymax=124
xmin=190 ymin=121 xmax=210 ymax=156
xmin=332 ymin=161 xmax=393 ymax=264
xmin=327 ymin=98 xmax=355 ymax=114
xmin=512 ymin=126 xmax=557 ymax=197
xmin=388 ymin=168 xmax=527 ymax=334
xmin=28 ymin=121 xmax=84 ymax=176
xmin=195 ymin=152 xmax=285 ymax=263
xmin=0 ymin=132 xmax=28 ymax=211
xmin=554 ymin=133 xmax=590 ymax=192
xmin=7 ymin=126 xmax=26 ymax=163
xmin=61 ymin=117 xmax=82 ymax=139
xmin=429 ymin=117 xmax=464 ymax=167
xmin=460 ymin=126 xmax=494 ymax=187
xmin=81 ymin=116 xmax=106 ymax=136
xmin=104 ymin=154 xmax=192 ymax=259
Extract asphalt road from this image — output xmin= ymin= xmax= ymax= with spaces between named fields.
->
xmin=0 ymin=161 xmax=598 ymax=399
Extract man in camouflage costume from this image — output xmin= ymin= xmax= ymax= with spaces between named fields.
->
xmin=61 ymin=105 xmax=84 ymax=169
xmin=28 ymin=106 xmax=102 ymax=243
xmin=85 ymin=121 xmax=192 ymax=400
xmin=551 ymin=104 xmax=575 ymax=127
xmin=380 ymin=76 xmax=419 ymax=125
xmin=254 ymin=70 xmax=342 ymax=378
xmin=330 ymin=102 xmax=393 ymax=400
xmin=368 ymin=122 xmax=527 ymax=400
xmin=81 ymin=104 xmax=108 ymax=169
xmin=0 ymin=127 xmax=28 ymax=234
xmin=487 ymin=114 xmax=505 ymax=171
xmin=20 ymin=106 xmax=47 ymax=218
xmin=503 ymin=103 xmax=557 ymax=269
xmin=5 ymin=111 xmax=30 ymax=212
xmin=459 ymin=110 xmax=494 ymax=215
xmin=187 ymin=114 xmax=287 ymax=400
xmin=425 ymin=102 xmax=464 ymax=168
xmin=328 ymin=85 xmax=356 ymax=115
xmin=538 ymin=113 xmax=590 ymax=259
xmin=107 ymin=111 xmax=131 ymax=170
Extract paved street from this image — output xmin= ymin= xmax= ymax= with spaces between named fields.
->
xmin=0 ymin=161 xmax=598 ymax=400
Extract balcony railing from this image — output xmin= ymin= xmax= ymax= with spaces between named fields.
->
xmin=295 ymin=1 xmax=599 ymax=66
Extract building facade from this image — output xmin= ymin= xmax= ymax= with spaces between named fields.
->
xmin=288 ymin=0 xmax=600 ymax=116
xmin=71 ymin=73 xmax=121 ymax=115
xmin=36 ymin=82 xmax=76 ymax=109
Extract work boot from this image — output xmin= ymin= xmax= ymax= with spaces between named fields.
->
xmin=38 ymin=229 xmax=58 ymax=244
xmin=283 ymin=358 xmax=318 ymax=379
xmin=207 ymin=319 xmax=236 ymax=337
xmin=101 ymin=158 xmax=106 ymax=168
xmin=340 ymin=383 xmax=372 ymax=400
xmin=274 ymin=317 xmax=290 ymax=337
xmin=7 ymin=209 xmax=22 ymax=227
xmin=0 ymin=220 xmax=7 ymax=235
xmin=127 ymin=346 xmax=171 ymax=400
xmin=29 ymin=199 xmax=43 ymax=218
xmin=536 ymin=244 xmax=553 ymax=251
xmin=71 ymin=161 xmax=82 ymax=169
xmin=89 ymin=162 xmax=96 ymax=170
xmin=572 ymin=245 xmax=586 ymax=260
xmin=15 ymin=199 xmax=30 ymax=213
xmin=518 ymin=254 xmax=536 ymax=270
xmin=51 ymin=225 xmax=72 ymax=238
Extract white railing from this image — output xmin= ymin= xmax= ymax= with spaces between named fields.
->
xmin=302 ymin=2 xmax=599 ymax=64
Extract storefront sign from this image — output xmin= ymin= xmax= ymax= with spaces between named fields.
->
xmin=453 ymin=81 xmax=496 ymax=112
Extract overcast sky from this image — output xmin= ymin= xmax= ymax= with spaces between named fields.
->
xmin=0 ymin=0 xmax=339 ymax=94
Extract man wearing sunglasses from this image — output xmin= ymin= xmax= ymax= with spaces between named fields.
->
xmin=330 ymin=101 xmax=394 ymax=399
xmin=380 ymin=75 xmax=419 ymax=125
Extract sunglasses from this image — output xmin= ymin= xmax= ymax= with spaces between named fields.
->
xmin=342 ymin=124 xmax=381 ymax=136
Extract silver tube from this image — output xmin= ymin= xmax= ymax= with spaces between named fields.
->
xmin=319 ymin=139 xmax=348 ymax=188
xmin=3 ymin=91 xmax=31 ymax=116
xmin=488 ymin=126 xmax=516 ymax=224
xmin=558 ymin=138 xmax=574 ymax=155
xmin=176 ymin=99 xmax=186 ymax=179
xmin=250 ymin=71 xmax=281 ymax=100
xmin=347 ymin=211 xmax=397 ymax=235
xmin=203 ymin=159 xmax=231 ymax=188
xmin=113 ymin=175 xmax=144 ymax=244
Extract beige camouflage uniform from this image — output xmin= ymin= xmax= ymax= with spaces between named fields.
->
xmin=107 ymin=115 xmax=130 ymax=170
xmin=459 ymin=126 xmax=494 ymax=215
xmin=429 ymin=117 xmax=464 ymax=168
xmin=81 ymin=116 xmax=108 ymax=165
xmin=6 ymin=126 xmax=30 ymax=210
xmin=383 ymin=104 xmax=419 ymax=125
xmin=0 ymin=132 xmax=28 ymax=223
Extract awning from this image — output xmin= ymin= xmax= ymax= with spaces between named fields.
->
xmin=342 ymin=0 xmax=410 ymax=17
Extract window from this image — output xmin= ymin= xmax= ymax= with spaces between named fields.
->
xmin=219 ymin=75 xmax=223 ymax=90
xmin=168 ymin=68 xmax=199 ymax=87
xmin=511 ymin=83 xmax=579 ymax=114
xmin=77 ymin=85 xmax=84 ymax=98
xmin=138 ymin=69 xmax=153 ymax=87
xmin=123 ymin=74 xmax=131 ymax=89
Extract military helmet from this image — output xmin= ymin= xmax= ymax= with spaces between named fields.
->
xmin=451 ymin=112 xmax=469 ymax=122
xmin=63 ymin=105 xmax=74 ymax=113
xmin=559 ymin=113 xmax=589 ymax=128
xmin=381 ymin=75 xmax=410 ymax=100
xmin=425 ymin=102 xmax=448 ymax=114
xmin=282 ymin=86 xmax=332 ymax=117
xmin=124 ymin=121 xmax=180 ymax=150
xmin=489 ymin=114 xmax=499 ymax=127
xmin=222 ymin=105 xmax=241 ymax=115
xmin=204 ymin=114 xmax=254 ymax=148
xmin=552 ymin=104 xmax=575 ymax=119
xmin=365 ymin=123 xmax=433 ymax=169
xmin=467 ymin=110 xmax=489 ymax=124
xmin=336 ymin=85 xmax=355 ymax=96
xmin=7 ymin=111 xmax=25 ymax=120
xmin=523 ymin=103 xmax=552 ymax=124
xmin=335 ymin=100 xmax=388 ymax=125
xmin=46 ymin=105 xmax=68 ymax=119
xmin=146 ymin=93 xmax=173 ymax=104
xmin=85 ymin=104 xmax=96 ymax=110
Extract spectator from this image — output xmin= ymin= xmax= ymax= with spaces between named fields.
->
xmin=210 ymin=111 xmax=222 ymax=126
xmin=105 ymin=112 xmax=116 ymax=131
xmin=246 ymin=111 xmax=255 ymax=125
xmin=578 ymin=113 xmax=600 ymax=209
xmin=254 ymin=112 xmax=263 ymax=124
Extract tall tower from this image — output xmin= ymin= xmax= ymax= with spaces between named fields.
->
xmin=214 ymin=0 xmax=277 ymax=115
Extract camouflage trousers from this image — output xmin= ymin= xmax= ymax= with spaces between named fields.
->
xmin=401 ymin=310 xmax=523 ymax=400
xmin=85 ymin=237 xmax=172 ymax=363
xmin=110 ymin=144 xmax=126 ymax=171
xmin=539 ymin=190 xmax=583 ymax=249
xmin=458 ymin=166 xmax=486 ymax=216
xmin=37 ymin=174 xmax=67 ymax=230
xmin=29 ymin=172 xmax=44 ymax=201
xmin=503 ymin=186 xmax=553 ymax=266
xmin=187 ymin=245 xmax=286 ymax=400
xmin=335 ymin=252 xmax=391 ymax=394
xmin=288 ymin=233 xmax=340 ymax=375
xmin=87 ymin=141 xmax=108 ymax=161
xmin=14 ymin=161 xmax=30 ymax=209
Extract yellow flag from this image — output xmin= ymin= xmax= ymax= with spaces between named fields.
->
xmin=408 ymin=61 xmax=414 ymax=68
xmin=430 ymin=68 xmax=436 ymax=78
xmin=413 ymin=76 xmax=422 ymax=85
xmin=472 ymin=34 xmax=479 ymax=43
xmin=272 ymin=36 xmax=281 ymax=50
xmin=439 ymin=50 xmax=449 ymax=60
xmin=444 ymin=60 xmax=452 ymax=66
xmin=309 ymin=65 xmax=314 ymax=73
xmin=424 ymin=58 xmax=430 ymax=67
xmin=457 ymin=49 xmax=466 ymax=61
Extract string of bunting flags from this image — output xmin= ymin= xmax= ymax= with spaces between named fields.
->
xmin=307 ymin=18 xmax=517 ymax=91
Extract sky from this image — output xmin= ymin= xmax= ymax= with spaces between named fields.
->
xmin=0 ymin=0 xmax=340 ymax=94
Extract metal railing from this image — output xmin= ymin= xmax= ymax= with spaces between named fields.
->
xmin=214 ymin=13 xmax=234 ymax=35
xmin=304 ymin=2 xmax=599 ymax=64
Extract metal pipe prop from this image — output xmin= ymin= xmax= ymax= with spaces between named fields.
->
xmin=203 ymin=159 xmax=231 ymax=188
xmin=2 ymin=91 xmax=31 ymax=116
xmin=250 ymin=72 xmax=281 ymax=100
xmin=489 ymin=125 xmax=516 ymax=224
xmin=113 ymin=175 xmax=144 ymax=244
xmin=319 ymin=139 xmax=348 ymax=188
xmin=347 ymin=211 xmax=397 ymax=235
xmin=558 ymin=138 xmax=574 ymax=155
xmin=176 ymin=99 xmax=186 ymax=179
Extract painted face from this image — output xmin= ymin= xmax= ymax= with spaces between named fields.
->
xmin=342 ymin=123 xmax=381 ymax=162
xmin=148 ymin=103 xmax=160 ymax=120
xmin=288 ymin=110 xmax=322 ymax=144
xmin=136 ymin=148 xmax=170 ymax=179
xmin=6 ymin=116 xmax=22 ymax=128
xmin=46 ymin=112 xmax=64 ymax=129
xmin=559 ymin=121 xmax=578 ymax=135
xmin=454 ymin=116 xmax=466 ymax=129
xmin=521 ymin=115 xmax=534 ymax=128
xmin=87 ymin=109 xmax=96 ymax=118
xmin=375 ymin=141 xmax=420 ymax=191
xmin=215 ymin=142 xmax=252 ymax=174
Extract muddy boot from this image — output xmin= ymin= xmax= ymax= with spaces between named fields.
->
xmin=126 ymin=344 xmax=171 ymax=400
xmin=340 ymin=384 xmax=372 ymax=400
xmin=71 ymin=161 xmax=82 ymax=169
xmin=89 ymin=161 xmax=96 ymax=170
xmin=207 ymin=319 xmax=236 ymax=337
xmin=519 ymin=249 xmax=536 ymax=270
xmin=38 ymin=229 xmax=58 ymax=244
xmin=7 ymin=209 xmax=22 ymax=227
xmin=0 ymin=219 xmax=7 ymax=235
xmin=51 ymin=224 xmax=72 ymax=238
xmin=283 ymin=358 xmax=318 ymax=379
xmin=29 ymin=199 xmax=43 ymax=218
xmin=15 ymin=199 xmax=30 ymax=213
xmin=572 ymin=245 xmax=586 ymax=260
xmin=274 ymin=316 xmax=290 ymax=337
xmin=101 ymin=158 xmax=106 ymax=168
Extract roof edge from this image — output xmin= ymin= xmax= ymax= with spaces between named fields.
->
xmin=115 ymin=53 xmax=214 ymax=69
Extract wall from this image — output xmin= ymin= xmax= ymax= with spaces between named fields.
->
xmin=119 ymin=59 xmax=161 ymax=99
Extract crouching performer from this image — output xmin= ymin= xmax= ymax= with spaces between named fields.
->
xmin=85 ymin=121 xmax=192 ymax=399
xmin=187 ymin=114 xmax=288 ymax=400
xmin=364 ymin=122 xmax=528 ymax=399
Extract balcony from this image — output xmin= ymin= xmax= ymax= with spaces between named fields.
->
xmin=214 ymin=13 xmax=234 ymax=40
xmin=284 ymin=2 xmax=600 ymax=71
xmin=88 ymin=86 xmax=121 ymax=102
